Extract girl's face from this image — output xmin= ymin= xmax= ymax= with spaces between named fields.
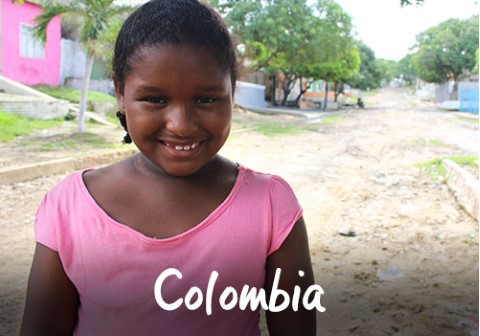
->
xmin=116 ymin=44 xmax=233 ymax=177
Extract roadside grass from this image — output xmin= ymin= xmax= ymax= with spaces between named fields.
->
xmin=233 ymin=118 xmax=303 ymax=136
xmin=32 ymin=85 xmax=116 ymax=104
xmin=456 ymin=115 xmax=479 ymax=124
xmin=417 ymin=155 xmax=479 ymax=181
xmin=359 ymin=89 xmax=379 ymax=97
xmin=321 ymin=115 xmax=343 ymax=125
xmin=417 ymin=138 xmax=450 ymax=148
xmin=233 ymin=110 xmax=346 ymax=136
xmin=252 ymin=121 xmax=304 ymax=136
xmin=34 ymin=132 xmax=120 ymax=152
xmin=0 ymin=110 xmax=64 ymax=142
xmin=87 ymin=115 xmax=119 ymax=126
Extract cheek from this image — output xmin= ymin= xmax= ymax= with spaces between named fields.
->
xmin=126 ymin=113 xmax=161 ymax=138
xmin=207 ymin=113 xmax=232 ymax=136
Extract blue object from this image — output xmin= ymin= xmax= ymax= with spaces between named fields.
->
xmin=459 ymin=88 xmax=479 ymax=114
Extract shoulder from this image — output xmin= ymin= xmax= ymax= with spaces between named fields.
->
xmin=82 ymin=155 xmax=134 ymax=193
xmin=45 ymin=170 xmax=85 ymax=201
xmin=239 ymin=165 xmax=298 ymax=196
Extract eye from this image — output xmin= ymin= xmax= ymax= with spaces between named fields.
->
xmin=195 ymin=97 xmax=217 ymax=104
xmin=144 ymin=97 xmax=167 ymax=104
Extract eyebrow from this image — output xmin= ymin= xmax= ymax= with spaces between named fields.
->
xmin=136 ymin=85 xmax=227 ymax=93
xmin=136 ymin=86 xmax=163 ymax=93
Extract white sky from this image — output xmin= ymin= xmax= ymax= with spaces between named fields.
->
xmin=335 ymin=0 xmax=479 ymax=61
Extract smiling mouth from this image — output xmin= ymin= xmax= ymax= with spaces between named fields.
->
xmin=163 ymin=141 xmax=200 ymax=151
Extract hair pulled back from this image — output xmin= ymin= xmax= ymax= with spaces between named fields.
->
xmin=112 ymin=0 xmax=239 ymax=94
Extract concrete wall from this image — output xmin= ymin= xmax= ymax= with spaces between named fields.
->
xmin=60 ymin=39 xmax=87 ymax=85
xmin=1 ymin=0 xmax=61 ymax=86
xmin=0 ymin=75 xmax=69 ymax=119
xmin=0 ymin=95 xmax=69 ymax=119
xmin=444 ymin=159 xmax=479 ymax=221
xmin=64 ymin=77 xmax=115 ymax=95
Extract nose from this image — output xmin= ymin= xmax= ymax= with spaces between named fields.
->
xmin=165 ymin=103 xmax=197 ymax=136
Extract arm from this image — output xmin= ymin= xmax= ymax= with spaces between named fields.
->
xmin=264 ymin=217 xmax=316 ymax=336
xmin=21 ymin=243 xmax=79 ymax=336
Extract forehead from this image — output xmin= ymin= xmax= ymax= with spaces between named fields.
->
xmin=125 ymin=44 xmax=231 ymax=88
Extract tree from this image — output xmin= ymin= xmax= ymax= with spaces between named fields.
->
xmin=217 ymin=0 xmax=316 ymax=106
xmin=474 ymin=48 xmax=479 ymax=74
xmin=217 ymin=0 xmax=359 ymax=107
xmin=347 ymin=41 xmax=382 ymax=91
xmin=397 ymin=54 xmax=417 ymax=86
xmin=377 ymin=59 xmax=399 ymax=84
xmin=307 ymin=0 xmax=360 ymax=106
xmin=400 ymin=0 xmax=424 ymax=6
xmin=413 ymin=16 xmax=479 ymax=90
xmin=34 ymin=0 xmax=132 ymax=132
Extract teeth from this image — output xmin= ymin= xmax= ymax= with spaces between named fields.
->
xmin=168 ymin=142 xmax=199 ymax=151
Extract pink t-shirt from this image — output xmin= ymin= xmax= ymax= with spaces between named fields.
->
xmin=35 ymin=165 xmax=302 ymax=336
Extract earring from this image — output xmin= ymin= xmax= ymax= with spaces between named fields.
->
xmin=116 ymin=111 xmax=132 ymax=144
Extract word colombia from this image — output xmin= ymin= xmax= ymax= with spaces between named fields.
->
xmin=154 ymin=268 xmax=326 ymax=314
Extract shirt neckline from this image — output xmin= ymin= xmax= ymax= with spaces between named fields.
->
xmin=76 ymin=164 xmax=245 ymax=244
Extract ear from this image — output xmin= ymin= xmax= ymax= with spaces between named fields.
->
xmin=113 ymin=79 xmax=125 ymax=113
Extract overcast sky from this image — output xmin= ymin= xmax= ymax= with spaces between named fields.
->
xmin=334 ymin=0 xmax=479 ymax=61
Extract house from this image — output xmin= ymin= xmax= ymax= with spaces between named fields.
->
xmin=0 ymin=0 xmax=61 ymax=86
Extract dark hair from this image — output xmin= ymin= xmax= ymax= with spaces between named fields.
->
xmin=112 ymin=0 xmax=239 ymax=93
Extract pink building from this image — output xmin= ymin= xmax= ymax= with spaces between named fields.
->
xmin=0 ymin=0 xmax=61 ymax=86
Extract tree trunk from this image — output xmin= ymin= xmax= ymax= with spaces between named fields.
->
xmin=280 ymin=73 xmax=297 ymax=106
xmin=334 ymin=82 xmax=344 ymax=102
xmin=78 ymin=51 xmax=95 ymax=133
xmin=294 ymin=77 xmax=311 ymax=107
xmin=449 ymin=76 xmax=458 ymax=100
xmin=323 ymin=81 xmax=329 ymax=111
xmin=271 ymin=74 xmax=277 ymax=106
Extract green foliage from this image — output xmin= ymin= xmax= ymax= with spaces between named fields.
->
xmin=474 ymin=48 xmax=479 ymax=74
xmin=377 ymin=59 xmax=399 ymax=83
xmin=347 ymin=41 xmax=382 ymax=90
xmin=34 ymin=0 xmax=133 ymax=132
xmin=307 ymin=0 xmax=360 ymax=83
xmin=398 ymin=54 xmax=417 ymax=86
xmin=32 ymin=85 xmax=116 ymax=104
xmin=34 ymin=0 xmax=132 ymax=55
xmin=221 ymin=0 xmax=314 ymax=71
xmin=218 ymin=0 xmax=359 ymax=105
xmin=0 ymin=111 xmax=63 ymax=142
xmin=413 ymin=16 xmax=479 ymax=83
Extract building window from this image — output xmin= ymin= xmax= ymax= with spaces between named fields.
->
xmin=19 ymin=24 xmax=45 ymax=59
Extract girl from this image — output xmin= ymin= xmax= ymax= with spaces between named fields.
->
xmin=21 ymin=1 xmax=317 ymax=335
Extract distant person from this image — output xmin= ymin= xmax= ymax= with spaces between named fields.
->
xmin=357 ymin=98 xmax=365 ymax=109
xmin=20 ymin=1 xmax=317 ymax=335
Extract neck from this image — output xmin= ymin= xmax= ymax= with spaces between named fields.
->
xmin=133 ymin=153 xmax=225 ymax=181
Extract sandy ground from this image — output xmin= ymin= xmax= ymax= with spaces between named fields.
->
xmin=0 ymin=88 xmax=478 ymax=335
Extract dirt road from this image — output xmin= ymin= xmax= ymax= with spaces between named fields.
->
xmin=1 ymin=88 xmax=478 ymax=335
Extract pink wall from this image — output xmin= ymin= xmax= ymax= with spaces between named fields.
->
xmin=1 ymin=0 xmax=61 ymax=86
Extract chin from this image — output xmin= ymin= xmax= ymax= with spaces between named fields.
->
xmin=162 ymin=164 xmax=203 ymax=178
